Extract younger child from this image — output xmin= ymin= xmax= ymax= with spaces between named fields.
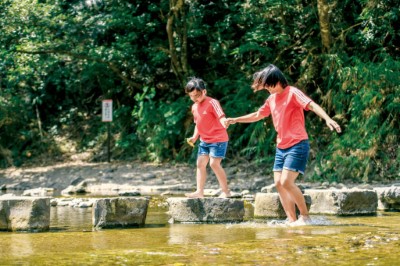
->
xmin=185 ymin=77 xmax=231 ymax=198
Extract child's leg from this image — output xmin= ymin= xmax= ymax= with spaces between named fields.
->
xmin=279 ymin=169 xmax=309 ymax=221
xmin=209 ymin=157 xmax=230 ymax=197
xmin=196 ymin=155 xmax=209 ymax=193
xmin=274 ymin=171 xmax=297 ymax=222
xmin=274 ymin=140 xmax=310 ymax=222
xmin=185 ymin=155 xmax=209 ymax=198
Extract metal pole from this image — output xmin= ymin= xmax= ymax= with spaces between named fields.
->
xmin=107 ymin=122 xmax=111 ymax=163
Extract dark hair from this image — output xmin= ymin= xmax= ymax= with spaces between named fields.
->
xmin=252 ymin=64 xmax=288 ymax=90
xmin=184 ymin=77 xmax=206 ymax=93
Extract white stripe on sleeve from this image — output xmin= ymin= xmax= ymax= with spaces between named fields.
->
xmin=293 ymin=88 xmax=311 ymax=105
xmin=210 ymin=99 xmax=224 ymax=117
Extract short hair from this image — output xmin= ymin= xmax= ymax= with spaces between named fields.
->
xmin=185 ymin=77 xmax=206 ymax=93
xmin=252 ymin=64 xmax=288 ymax=90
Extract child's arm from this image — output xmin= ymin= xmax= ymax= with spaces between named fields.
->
xmin=187 ymin=126 xmax=199 ymax=145
xmin=226 ymin=111 xmax=264 ymax=126
xmin=308 ymin=102 xmax=341 ymax=133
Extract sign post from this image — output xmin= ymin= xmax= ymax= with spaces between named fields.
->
xmin=102 ymin=99 xmax=113 ymax=163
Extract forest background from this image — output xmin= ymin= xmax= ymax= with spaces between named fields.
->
xmin=0 ymin=0 xmax=398 ymax=184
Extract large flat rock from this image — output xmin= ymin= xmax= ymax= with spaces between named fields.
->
xmin=92 ymin=197 xmax=149 ymax=229
xmin=374 ymin=186 xmax=400 ymax=211
xmin=254 ymin=192 xmax=311 ymax=219
xmin=0 ymin=196 xmax=50 ymax=232
xmin=167 ymin=197 xmax=245 ymax=223
xmin=306 ymin=189 xmax=377 ymax=215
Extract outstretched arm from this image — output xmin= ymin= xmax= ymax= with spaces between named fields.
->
xmin=308 ymin=102 xmax=341 ymax=133
xmin=225 ymin=111 xmax=265 ymax=126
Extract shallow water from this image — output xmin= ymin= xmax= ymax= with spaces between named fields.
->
xmin=1 ymin=199 xmax=400 ymax=265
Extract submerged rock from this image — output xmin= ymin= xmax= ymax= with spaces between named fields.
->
xmin=23 ymin=187 xmax=54 ymax=197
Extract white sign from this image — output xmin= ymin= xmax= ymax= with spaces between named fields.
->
xmin=102 ymin=99 xmax=113 ymax=122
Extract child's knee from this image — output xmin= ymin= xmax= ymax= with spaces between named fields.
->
xmin=196 ymin=162 xmax=207 ymax=169
xmin=209 ymin=160 xmax=221 ymax=169
xmin=274 ymin=179 xmax=282 ymax=189
xmin=280 ymin=178 xmax=295 ymax=189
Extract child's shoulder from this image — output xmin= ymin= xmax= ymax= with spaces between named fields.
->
xmin=206 ymin=96 xmax=217 ymax=100
xmin=206 ymin=96 xmax=221 ymax=103
xmin=289 ymin=86 xmax=310 ymax=97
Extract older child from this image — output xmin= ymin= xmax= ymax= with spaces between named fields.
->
xmin=185 ymin=77 xmax=231 ymax=198
xmin=226 ymin=64 xmax=341 ymax=225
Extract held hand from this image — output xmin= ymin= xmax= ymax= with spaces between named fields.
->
xmin=224 ymin=118 xmax=236 ymax=127
xmin=219 ymin=117 xmax=229 ymax=129
xmin=326 ymin=119 xmax=341 ymax=133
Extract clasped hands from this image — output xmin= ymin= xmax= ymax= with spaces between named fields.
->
xmin=221 ymin=117 xmax=236 ymax=129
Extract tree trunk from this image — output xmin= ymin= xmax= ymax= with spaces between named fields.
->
xmin=35 ymin=104 xmax=43 ymax=140
xmin=317 ymin=0 xmax=331 ymax=52
xmin=166 ymin=0 xmax=187 ymax=85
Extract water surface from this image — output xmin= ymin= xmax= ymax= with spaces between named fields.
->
xmin=1 ymin=199 xmax=399 ymax=265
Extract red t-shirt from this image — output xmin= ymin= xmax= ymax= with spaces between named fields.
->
xmin=258 ymin=86 xmax=313 ymax=149
xmin=192 ymin=96 xmax=229 ymax=143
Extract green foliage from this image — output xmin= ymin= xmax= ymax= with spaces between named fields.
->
xmin=0 ymin=0 xmax=398 ymax=184
xmin=131 ymin=87 xmax=190 ymax=162
xmin=311 ymin=55 xmax=400 ymax=182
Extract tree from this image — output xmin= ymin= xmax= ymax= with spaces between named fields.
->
xmin=317 ymin=0 xmax=332 ymax=52
xmin=166 ymin=0 xmax=188 ymax=85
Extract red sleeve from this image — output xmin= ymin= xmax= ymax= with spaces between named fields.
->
xmin=209 ymin=99 xmax=225 ymax=119
xmin=292 ymin=87 xmax=313 ymax=111
xmin=258 ymin=99 xmax=271 ymax=117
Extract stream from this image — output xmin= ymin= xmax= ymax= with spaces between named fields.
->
xmin=1 ymin=197 xmax=400 ymax=265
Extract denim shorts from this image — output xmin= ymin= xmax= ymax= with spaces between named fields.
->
xmin=273 ymin=140 xmax=310 ymax=175
xmin=198 ymin=141 xmax=228 ymax=159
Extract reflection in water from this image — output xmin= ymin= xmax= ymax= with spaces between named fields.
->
xmin=168 ymin=223 xmax=257 ymax=245
xmin=10 ymin=234 xmax=33 ymax=257
xmin=50 ymin=205 xmax=92 ymax=232
xmin=91 ymin=231 xmax=112 ymax=250
xmin=255 ymin=229 xmax=284 ymax=239
xmin=168 ymin=224 xmax=220 ymax=244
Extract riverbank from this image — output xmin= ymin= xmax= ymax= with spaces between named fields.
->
xmin=0 ymin=160 xmax=272 ymax=195
xmin=0 ymin=159 xmax=393 ymax=197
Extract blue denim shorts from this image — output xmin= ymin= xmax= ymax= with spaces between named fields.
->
xmin=198 ymin=141 xmax=228 ymax=159
xmin=273 ymin=140 xmax=310 ymax=174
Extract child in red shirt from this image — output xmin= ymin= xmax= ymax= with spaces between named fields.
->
xmin=185 ymin=77 xmax=231 ymax=198
xmin=226 ymin=64 xmax=341 ymax=225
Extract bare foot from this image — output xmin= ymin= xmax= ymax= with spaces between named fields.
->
xmin=185 ymin=191 xmax=204 ymax=198
xmin=218 ymin=191 xmax=231 ymax=198
xmin=288 ymin=215 xmax=312 ymax=227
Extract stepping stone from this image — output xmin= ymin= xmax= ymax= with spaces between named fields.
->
xmin=92 ymin=197 xmax=149 ymax=229
xmin=254 ymin=193 xmax=311 ymax=219
xmin=167 ymin=197 xmax=245 ymax=223
xmin=374 ymin=186 xmax=400 ymax=211
xmin=0 ymin=196 xmax=50 ymax=232
xmin=305 ymin=189 xmax=377 ymax=215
